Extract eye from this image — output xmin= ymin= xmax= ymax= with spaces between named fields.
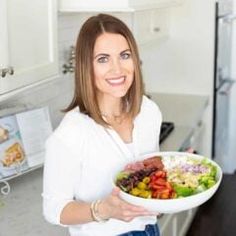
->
xmin=97 ymin=56 xmax=109 ymax=63
xmin=120 ymin=52 xmax=131 ymax=60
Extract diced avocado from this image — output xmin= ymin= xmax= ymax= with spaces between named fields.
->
xmin=199 ymin=175 xmax=216 ymax=189
xmin=207 ymin=179 xmax=216 ymax=188
xmin=174 ymin=185 xmax=194 ymax=197
xmin=194 ymin=184 xmax=207 ymax=193
xmin=210 ymin=166 xmax=217 ymax=178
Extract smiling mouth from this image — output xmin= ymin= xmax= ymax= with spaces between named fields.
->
xmin=106 ymin=76 xmax=125 ymax=86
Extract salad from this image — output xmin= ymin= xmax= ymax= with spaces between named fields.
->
xmin=115 ymin=155 xmax=217 ymax=199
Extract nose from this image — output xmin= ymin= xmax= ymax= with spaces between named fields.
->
xmin=111 ymin=58 xmax=122 ymax=73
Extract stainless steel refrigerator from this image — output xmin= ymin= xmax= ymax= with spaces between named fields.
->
xmin=213 ymin=0 xmax=236 ymax=173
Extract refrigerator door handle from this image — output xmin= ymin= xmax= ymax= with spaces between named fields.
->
xmin=219 ymin=14 xmax=236 ymax=23
xmin=219 ymin=79 xmax=235 ymax=95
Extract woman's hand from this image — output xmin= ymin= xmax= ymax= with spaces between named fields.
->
xmin=98 ymin=187 xmax=154 ymax=222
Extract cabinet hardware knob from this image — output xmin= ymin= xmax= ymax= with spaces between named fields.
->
xmin=153 ymin=27 xmax=161 ymax=32
xmin=0 ymin=67 xmax=14 ymax=78
xmin=0 ymin=68 xmax=8 ymax=78
xmin=8 ymin=66 xmax=14 ymax=75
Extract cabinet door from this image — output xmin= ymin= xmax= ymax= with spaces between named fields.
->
xmin=0 ymin=0 xmax=9 ymax=69
xmin=176 ymin=210 xmax=189 ymax=236
xmin=133 ymin=9 xmax=170 ymax=45
xmin=59 ymin=0 xmax=184 ymax=12
xmin=158 ymin=214 xmax=177 ymax=236
xmin=177 ymin=208 xmax=197 ymax=236
xmin=0 ymin=0 xmax=58 ymax=95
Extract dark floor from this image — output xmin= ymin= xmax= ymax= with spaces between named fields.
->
xmin=186 ymin=173 xmax=236 ymax=236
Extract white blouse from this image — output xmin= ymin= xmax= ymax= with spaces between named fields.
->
xmin=126 ymin=142 xmax=135 ymax=155
xmin=42 ymin=96 xmax=162 ymax=236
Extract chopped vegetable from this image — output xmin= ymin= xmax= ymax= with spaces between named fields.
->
xmin=115 ymin=155 xmax=218 ymax=199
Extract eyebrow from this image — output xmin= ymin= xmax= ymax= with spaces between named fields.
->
xmin=94 ymin=49 xmax=131 ymax=59
xmin=94 ymin=53 xmax=109 ymax=59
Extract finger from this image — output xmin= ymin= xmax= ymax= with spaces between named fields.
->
xmin=154 ymin=212 xmax=160 ymax=216
xmin=111 ymin=187 xmax=120 ymax=196
xmin=149 ymin=212 xmax=162 ymax=216
xmin=121 ymin=209 xmax=153 ymax=219
xmin=121 ymin=202 xmax=149 ymax=213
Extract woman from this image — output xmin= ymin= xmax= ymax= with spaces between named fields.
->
xmin=42 ymin=14 xmax=162 ymax=236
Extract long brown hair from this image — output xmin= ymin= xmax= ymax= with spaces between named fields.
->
xmin=64 ymin=14 xmax=144 ymax=126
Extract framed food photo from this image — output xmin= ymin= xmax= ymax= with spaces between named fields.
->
xmin=0 ymin=115 xmax=28 ymax=178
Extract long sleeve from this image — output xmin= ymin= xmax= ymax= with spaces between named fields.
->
xmin=42 ymin=135 xmax=81 ymax=226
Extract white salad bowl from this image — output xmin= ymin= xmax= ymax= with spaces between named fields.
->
xmin=116 ymin=152 xmax=222 ymax=214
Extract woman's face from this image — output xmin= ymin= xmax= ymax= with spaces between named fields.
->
xmin=93 ymin=33 xmax=134 ymax=101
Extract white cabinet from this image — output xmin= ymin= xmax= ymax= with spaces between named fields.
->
xmin=177 ymin=208 xmax=197 ymax=236
xmin=158 ymin=214 xmax=177 ymax=236
xmin=158 ymin=209 xmax=196 ymax=236
xmin=59 ymin=1 xmax=184 ymax=46
xmin=59 ymin=0 xmax=184 ymax=12
xmin=0 ymin=0 xmax=58 ymax=97
xmin=180 ymin=119 xmax=206 ymax=155
xmin=133 ymin=9 xmax=170 ymax=45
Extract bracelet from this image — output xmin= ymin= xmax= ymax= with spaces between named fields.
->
xmin=90 ymin=200 xmax=109 ymax=223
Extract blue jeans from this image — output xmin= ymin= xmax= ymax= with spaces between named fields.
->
xmin=118 ymin=224 xmax=160 ymax=236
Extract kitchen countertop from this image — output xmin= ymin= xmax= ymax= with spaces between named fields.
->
xmin=160 ymin=126 xmax=192 ymax=151
xmin=150 ymin=92 xmax=209 ymax=152
xmin=150 ymin=92 xmax=209 ymax=127
xmin=0 ymin=93 xmax=209 ymax=236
